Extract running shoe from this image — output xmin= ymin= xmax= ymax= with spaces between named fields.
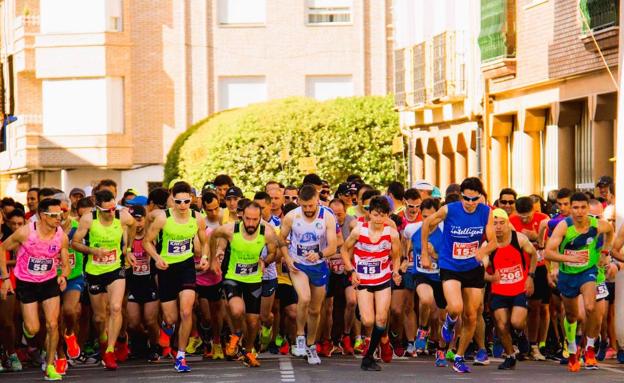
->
xmin=115 ymin=339 xmax=129 ymax=362
xmin=453 ymin=356 xmax=471 ymax=373
xmin=473 ymin=348 xmax=490 ymax=365
xmin=102 ymin=351 xmax=118 ymax=370
xmin=44 ymin=364 xmax=62 ymax=381
xmin=446 ymin=349 xmax=456 ymax=361
xmin=498 ymin=356 xmax=516 ymax=370
xmin=617 ymin=349 xmax=624 ymax=363
xmin=493 ymin=340 xmax=504 ymax=358
xmin=279 ymin=340 xmax=290 ymax=355
xmin=442 ymin=316 xmax=456 ymax=344
xmin=584 ymin=346 xmax=598 ymax=370
xmin=530 ymin=345 xmax=546 ymax=361
xmin=361 ymin=355 xmax=381 ymax=371
xmin=415 ymin=328 xmax=429 ymax=353
xmin=292 ymin=336 xmax=307 ymax=357
xmin=185 ymin=336 xmax=203 ymax=354
xmin=174 ymin=356 xmax=191 ymax=373
xmin=226 ymin=334 xmax=240 ymax=359
xmin=341 ymin=335 xmax=354 ymax=355
xmin=406 ymin=342 xmax=417 ymax=358
xmin=596 ymin=340 xmax=607 ymax=361
xmin=242 ymin=351 xmax=260 ymax=368
xmin=64 ymin=333 xmax=81 ymax=359
xmin=354 ymin=337 xmax=365 ymax=354
xmin=318 ymin=339 xmax=332 ymax=357
xmin=8 ymin=353 xmax=23 ymax=371
xmin=54 ymin=358 xmax=67 ymax=375
xmin=435 ymin=350 xmax=447 ymax=367
xmin=260 ymin=326 xmax=272 ymax=351
xmin=567 ymin=353 xmax=581 ymax=372
xmin=306 ymin=345 xmax=321 ymax=365
xmin=380 ymin=338 xmax=393 ymax=363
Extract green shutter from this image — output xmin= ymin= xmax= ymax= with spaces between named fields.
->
xmin=478 ymin=0 xmax=509 ymax=63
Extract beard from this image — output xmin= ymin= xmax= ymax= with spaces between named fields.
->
xmin=244 ymin=223 xmax=259 ymax=235
xmin=304 ymin=210 xmax=316 ymax=218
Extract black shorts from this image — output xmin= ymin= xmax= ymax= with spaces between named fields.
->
xmin=327 ymin=273 xmax=350 ymax=298
xmin=491 ymin=293 xmax=528 ymax=311
xmin=528 ymin=265 xmax=550 ymax=304
xmin=15 ymin=277 xmax=61 ymax=304
xmin=276 ymin=283 xmax=298 ymax=308
xmin=157 ymin=257 xmax=196 ymax=302
xmin=197 ymin=283 xmax=223 ymax=302
xmin=606 ymin=282 xmax=615 ymax=303
xmin=261 ymin=278 xmax=278 ymax=298
xmin=356 ymin=280 xmax=391 ymax=293
xmin=440 ymin=266 xmax=485 ymax=289
xmin=127 ymin=276 xmax=159 ymax=304
xmin=223 ymin=279 xmax=262 ymax=314
xmin=86 ymin=268 xmax=126 ymax=296
xmin=391 ymin=275 xmax=405 ymax=290
xmin=413 ymin=274 xmax=447 ymax=309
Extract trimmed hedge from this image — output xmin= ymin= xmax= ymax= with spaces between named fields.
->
xmin=168 ymin=96 xmax=404 ymax=192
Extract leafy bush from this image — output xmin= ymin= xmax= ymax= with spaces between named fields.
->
xmin=168 ymin=96 xmax=404 ymax=192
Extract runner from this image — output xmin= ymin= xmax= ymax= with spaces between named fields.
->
xmin=485 ymin=208 xmax=538 ymax=370
xmin=341 ymin=196 xmax=402 ymax=371
xmin=420 ymin=177 xmax=497 ymax=373
xmin=498 ymin=188 xmax=517 ymax=216
xmin=222 ymin=187 xmax=243 ymax=224
xmin=280 ymin=184 xmax=338 ymax=365
xmin=0 ymin=198 xmax=70 ymax=381
xmin=210 ymin=201 xmax=279 ymax=367
xmin=545 ymin=192 xmax=614 ymax=372
xmin=142 ymin=181 xmax=210 ymax=373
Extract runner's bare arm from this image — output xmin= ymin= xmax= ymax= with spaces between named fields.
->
xmin=209 ymin=223 xmax=234 ymax=274
xmin=143 ymin=211 xmax=166 ymax=262
xmin=341 ymin=226 xmax=360 ymax=272
xmin=545 ymin=220 xmax=571 ymax=263
xmin=612 ymin=224 xmax=624 ymax=261
xmin=71 ymin=212 xmax=97 ymax=256
xmin=598 ymin=218 xmax=614 ymax=252
xmin=537 ymin=220 xmax=548 ymax=248
xmin=518 ymin=232 xmax=538 ymax=274
xmin=264 ymin=226 xmax=278 ymax=265
xmin=321 ymin=212 xmax=338 ymax=258
xmin=59 ymin=233 xmax=71 ymax=279
xmin=279 ymin=213 xmax=293 ymax=244
xmin=421 ymin=206 xmax=447 ymax=268
xmin=390 ymin=229 xmax=402 ymax=278
xmin=196 ymin=215 xmax=210 ymax=270
xmin=476 ymin=210 xmax=498 ymax=262
xmin=120 ymin=209 xmax=137 ymax=258
xmin=0 ymin=225 xmax=28 ymax=279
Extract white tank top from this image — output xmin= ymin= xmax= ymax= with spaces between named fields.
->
xmin=288 ymin=206 xmax=328 ymax=266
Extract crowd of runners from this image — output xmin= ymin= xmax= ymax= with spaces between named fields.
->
xmin=1 ymin=173 xmax=624 ymax=380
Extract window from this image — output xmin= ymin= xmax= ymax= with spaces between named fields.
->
xmin=394 ymin=49 xmax=406 ymax=107
xmin=412 ymin=43 xmax=427 ymax=105
xmin=307 ymin=0 xmax=352 ymax=25
xmin=477 ymin=0 xmax=516 ymax=63
xmin=41 ymin=0 xmax=122 ymax=33
xmin=306 ymin=76 xmax=353 ymax=101
xmin=580 ymin=0 xmax=619 ymax=33
xmin=218 ymin=0 xmax=266 ymax=25
xmin=42 ymin=78 xmax=124 ymax=136
xmin=218 ymin=77 xmax=267 ymax=111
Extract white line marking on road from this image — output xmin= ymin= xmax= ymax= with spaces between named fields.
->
xmin=279 ymin=358 xmax=296 ymax=382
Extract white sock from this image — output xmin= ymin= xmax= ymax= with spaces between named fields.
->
xmin=586 ymin=337 xmax=595 ymax=349
xmin=568 ymin=341 xmax=577 ymax=354
xmin=177 ymin=350 xmax=185 ymax=359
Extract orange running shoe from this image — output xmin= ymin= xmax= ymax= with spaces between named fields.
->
xmin=584 ymin=346 xmax=598 ymax=370
xmin=568 ymin=353 xmax=581 ymax=372
xmin=242 ymin=351 xmax=260 ymax=367
xmin=226 ymin=334 xmax=240 ymax=359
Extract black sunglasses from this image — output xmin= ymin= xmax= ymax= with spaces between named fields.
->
xmin=462 ymin=194 xmax=480 ymax=202
xmin=499 ymin=200 xmax=515 ymax=205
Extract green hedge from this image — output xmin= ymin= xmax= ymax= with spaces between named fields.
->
xmin=168 ymin=96 xmax=404 ymax=192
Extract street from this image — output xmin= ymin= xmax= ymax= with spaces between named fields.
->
xmin=4 ymin=354 xmax=624 ymax=382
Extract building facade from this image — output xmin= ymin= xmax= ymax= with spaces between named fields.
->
xmin=393 ymin=0 xmax=484 ymax=194
xmin=0 ymin=0 xmax=392 ymax=198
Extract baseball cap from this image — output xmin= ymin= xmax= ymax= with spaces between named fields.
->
xmin=596 ymin=176 xmax=613 ymax=187
xmin=348 ymin=181 xmax=361 ymax=192
xmin=168 ymin=178 xmax=184 ymax=189
xmin=225 ymin=186 xmax=243 ymax=199
xmin=336 ymin=183 xmax=350 ymax=196
xmin=129 ymin=205 xmax=146 ymax=218
xmin=413 ymin=179 xmax=434 ymax=191
xmin=125 ymin=188 xmax=139 ymax=196
xmin=493 ymin=208 xmax=509 ymax=220
xmin=431 ymin=186 xmax=442 ymax=199
xmin=125 ymin=195 xmax=148 ymax=206
xmin=69 ymin=187 xmax=86 ymax=197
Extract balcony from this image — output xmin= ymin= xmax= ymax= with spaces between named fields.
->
xmin=13 ymin=15 xmax=39 ymax=72
xmin=431 ymin=31 xmax=466 ymax=102
xmin=580 ymin=0 xmax=619 ymax=51
xmin=478 ymin=0 xmax=516 ymax=79
xmin=394 ymin=48 xmax=407 ymax=108
xmin=410 ymin=42 xmax=430 ymax=107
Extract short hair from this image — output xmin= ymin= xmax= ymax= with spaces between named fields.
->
xmin=243 ymin=201 xmax=263 ymax=215
xmin=570 ymin=192 xmax=589 ymax=204
xmin=213 ymin=174 xmax=233 ymax=187
xmin=329 ymin=198 xmax=345 ymax=210
xmin=387 ymin=181 xmax=405 ymax=200
xmin=98 ymin=179 xmax=117 ymax=189
xmin=265 ymin=180 xmax=284 ymax=190
xmin=557 ymin=188 xmax=573 ymax=200
xmin=38 ymin=187 xmax=57 ymax=199
xmin=95 ymin=190 xmax=115 ymax=206
xmin=404 ymin=188 xmax=421 ymax=201
xmin=253 ymin=191 xmax=271 ymax=204
xmin=515 ymin=196 xmax=534 ymax=214
xmin=38 ymin=198 xmax=61 ymax=213
xmin=460 ymin=177 xmax=484 ymax=194
xmin=285 ymin=185 xmax=298 ymax=193
xmin=77 ymin=197 xmax=95 ymax=210
xmin=358 ymin=183 xmax=373 ymax=194
xmin=589 ymin=198 xmax=602 ymax=208
xmin=346 ymin=174 xmax=362 ymax=183
xmin=444 ymin=193 xmax=460 ymax=204
xmin=148 ymin=187 xmax=169 ymax=208
xmin=201 ymin=190 xmax=219 ymax=205
xmin=237 ymin=198 xmax=252 ymax=212
xmin=361 ymin=189 xmax=381 ymax=202
xmin=368 ymin=195 xmax=390 ymax=215
xmin=499 ymin=188 xmax=517 ymax=200
xmin=52 ymin=192 xmax=70 ymax=204
xmin=27 ymin=187 xmax=40 ymax=194
xmin=7 ymin=208 xmax=25 ymax=220
xmin=299 ymin=184 xmax=318 ymax=201
xmin=283 ymin=202 xmax=299 ymax=215
xmin=302 ymin=173 xmax=323 ymax=186
xmin=1 ymin=197 xmax=15 ymax=207
xmin=171 ymin=181 xmax=192 ymax=196
xmin=421 ymin=198 xmax=440 ymax=211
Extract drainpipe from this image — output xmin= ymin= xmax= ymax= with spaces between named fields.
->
xmin=400 ymin=125 xmax=414 ymax=186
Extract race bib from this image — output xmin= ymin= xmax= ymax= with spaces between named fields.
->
xmin=499 ymin=264 xmax=523 ymax=284
xmin=235 ymin=262 xmax=259 ymax=276
xmin=452 ymin=241 xmax=478 ymax=260
xmin=296 ymin=244 xmax=320 ymax=258
xmin=168 ymin=239 xmax=191 ymax=256
xmin=416 ymin=256 xmax=438 ymax=274
xmin=93 ymin=250 xmax=117 ymax=266
xmin=27 ymin=257 xmax=54 ymax=275
xmin=133 ymin=256 xmax=150 ymax=276
xmin=563 ymin=249 xmax=589 ymax=267
xmin=596 ymin=282 xmax=609 ymax=299
xmin=356 ymin=260 xmax=381 ymax=275
xmin=68 ymin=253 xmax=75 ymax=268
xmin=329 ymin=258 xmax=344 ymax=274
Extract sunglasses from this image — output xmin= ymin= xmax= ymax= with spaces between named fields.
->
xmin=42 ymin=212 xmax=63 ymax=219
xmin=363 ymin=205 xmax=370 ymax=211
xmin=499 ymin=200 xmax=515 ymax=205
xmin=407 ymin=204 xmax=421 ymax=210
xmin=462 ymin=194 xmax=480 ymax=202
xmin=284 ymin=196 xmax=298 ymax=201
xmin=320 ymin=190 xmax=330 ymax=195
xmin=174 ymin=198 xmax=192 ymax=205
xmin=96 ymin=206 xmax=116 ymax=213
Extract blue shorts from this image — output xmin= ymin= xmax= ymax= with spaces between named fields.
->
xmin=557 ymin=266 xmax=597 ymax=299
xmin=403 ymin=272 xmax=416 ymax=290
xmin=294 ymin=262 xmax=329 ymax=287
xmin=64 ymin=275 xmax=85 ymax=294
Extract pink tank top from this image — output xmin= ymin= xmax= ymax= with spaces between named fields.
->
xmin=14 ymin=222 xmax=63 ymax=283
xmin=195 ymin=227 xmax=221 ymax=286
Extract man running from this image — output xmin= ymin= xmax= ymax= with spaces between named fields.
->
xmin=211 ymin=201 xmax=279 ymax=367
xmin=342 ymin=196 xmax=402 ymax=371
xmin=280 ymin=184 xmax=338 ymax=365
xmin=545 ymin=192 xmax=614 ymax=372
xmin=421 ymin=177 xmax=496 ymax=373
xmin=0 ymin=198 xmax=70 ymax=381
xmin=71 ymin=190 xmax=136 ymax=371
xmin=485 ymin=208 xmax=537 ymax=370
xmin=143 ymin=181 xmax=209 ymax=373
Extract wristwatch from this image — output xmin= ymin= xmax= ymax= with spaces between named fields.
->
xmin=345 ymin=269 xmax=354 ymax=277
xmin=528 ymin=272 xmax=536 ymax=279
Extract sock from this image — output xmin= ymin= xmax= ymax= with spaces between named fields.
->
xmin=564 ymin=318 xmax=577 ymax=354
xmin=421 ymin=325 xmax=429 ymax=331
xmin=22 ymin=323 xmax=35 ymax=339
xmin=161 ymin=321 xmax=175 ymax=336
xmin=586 ymin=337 xmax=595 ymax=350
xmin=106 ymin=345 xmax=114 ymax=353
xmin=445 ymin=314 xmax=457 ymax=328
xmin=99 ymin=332 xmax=108 ymax=343
xmin=366 ymin=325 xmax=386 ymax=357
xmin=355 ymin=335 xmax=362 ymax=341
xmin=539 ymin=341 xmax=546 ymax=349
xmin=235 ymin=331 xmax=242 ymax=338
xmin=530 ymin=342 xmax=537 ymax=347
xmin=177 ymin=350 xmax=185 ymax=360
xmin=261 ymin=325 xmax=272 ymax=338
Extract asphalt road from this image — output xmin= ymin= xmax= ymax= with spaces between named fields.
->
xmin=4 ymin=354 xmax=624 ymax=382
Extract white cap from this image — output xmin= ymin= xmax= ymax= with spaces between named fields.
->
xmin=83 ymin=186 xmax=93 ymax=196
xmin=413 ymin=179 xmax=434 ymax=191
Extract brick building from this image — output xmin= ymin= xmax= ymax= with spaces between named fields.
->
xmin=0 ymin=0 xmax=392 ymax=198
